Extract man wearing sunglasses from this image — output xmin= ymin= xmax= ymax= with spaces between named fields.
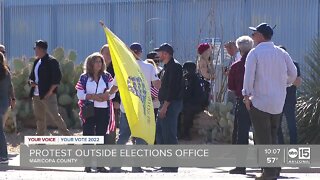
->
xmin=243 ymin=23 xmax=297 ymax=180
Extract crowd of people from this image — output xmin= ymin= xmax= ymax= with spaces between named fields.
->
xmin=0 ymin=22 xmax=302 ymax=180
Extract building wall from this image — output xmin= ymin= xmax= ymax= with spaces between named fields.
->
xmin=1 ymin=0 xmax=319 ymax=74
xmin=0 ymin=0 xmax=4 ymax=43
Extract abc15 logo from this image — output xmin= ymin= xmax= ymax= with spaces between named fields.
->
xmin=287 ymin=147 xmax=311 ymax=160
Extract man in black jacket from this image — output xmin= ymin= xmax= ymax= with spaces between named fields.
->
xmin=29 ymin=40 xmax=70 ymax=136
xmin=155 ymin=43 xmax=183 ymax=172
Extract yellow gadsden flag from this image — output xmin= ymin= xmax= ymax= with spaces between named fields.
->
xmin=103 ymin=26 xmax=155 ymax=145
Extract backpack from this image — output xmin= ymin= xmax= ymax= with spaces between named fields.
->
xmin=182 ymin=62 xmax=210 ymax=108
xmin=198 ymin=76 xmax=210 ymax=108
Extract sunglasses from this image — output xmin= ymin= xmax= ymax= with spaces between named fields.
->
xmin=251 ymin=32 xmax=259 ymax=37
xmin=0 ymin=50 xmax=5 ymax=54
xmin=154 ymin=58 xmax=160 ymax=63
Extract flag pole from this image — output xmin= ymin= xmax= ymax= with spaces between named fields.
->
xmin=99 ymin=20 xmax=140 ymax=60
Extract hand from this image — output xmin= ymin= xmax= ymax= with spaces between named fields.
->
xmin=99 ymin=20 xmax=106 ymax=27
xmin=95 ymin=94 xmax=107 ymax=102
xmin=224 ymin=70 xmax=229 ymax=76
xmin=86 ymin=94 xmax=103 ymax=102
xmin=113 ymin=102 xmax=120 ymax=109
xmin=244 ymin=97 xmax=252 ymax=111
xmin=29 ymin=80 xmax=37 ymax=88
xmin=10 ymin=99 xmax=16 ymax=109
xmin=159 ymin=106 xmax=168 ymax=119
xmin=86 ymin=94 xmax=93 ymax=100
xmin=97 ymin=93 xmax=109 ymax=101
xmin=44 ymin=91 xmax=53 ymax=100
xmin=293 ymin=77 xmax=302 ymax=87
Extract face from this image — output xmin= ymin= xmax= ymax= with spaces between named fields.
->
xmin=158 ymin=51 xmax=171 ymax=64
xmin=251 ymin=31 xmax=263 ymax=46
xmin=0 ymin=47 xmax=5 ymax=55
xmin=101 ymin=47 xmax=111 ymax=65
xmin=135 ymin=52 xmax=142 ymax=59
xmin=153 ymin=55 xmax=160 ymax=65
xmin=34 ymin=47 xmax=46 ymax=58
xmin=225 ymin=44 xmax=237 ymax=56
xmin=93 ymin=57 xmax=103 ymax=73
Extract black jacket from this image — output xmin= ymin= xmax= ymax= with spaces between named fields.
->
xmin=183 ymin=73 xmax=200 ymax=105
xmin=29 ymin=54 xmax=61 ymax=99
xmin=158 ymin=58 xmax=183 ymax=102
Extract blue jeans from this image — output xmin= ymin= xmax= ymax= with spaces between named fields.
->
xmin=156 ymin=100 xmax=183 ymax=144
xmin=278 ymin=102 xmax=297 ymax=144
xmin=0 ymin=110 xmax=8 ymax=158
xmin=117 ymin=112 xmax=146 ymax=145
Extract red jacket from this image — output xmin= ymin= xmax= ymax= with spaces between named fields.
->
xmin=227 ymin=53 xmax=248 ymax=98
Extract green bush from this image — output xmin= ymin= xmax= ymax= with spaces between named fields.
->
xmin=297 ymin=38 xmax=320 ymax=143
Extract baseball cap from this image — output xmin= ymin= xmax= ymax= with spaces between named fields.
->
xmin=34 ymin=40 xmax=48 ymax=50
xmin=129 ymin=42 xmax=142 ymax=53
xmin=249 ymin=23 xmax=274 ymax=37
xmin=154 ymin=43 xmax=174 ymax=55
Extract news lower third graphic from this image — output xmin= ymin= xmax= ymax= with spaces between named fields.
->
xmin=20 ymin=136 xmax=320 ymax=167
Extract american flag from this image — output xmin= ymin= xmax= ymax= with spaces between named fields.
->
xmin=75 ymin=73 xmax=116 ymax=134
xmin=151 ymin=86 xmax=159 ymax=99
xmin=107 ymin=101 xmax=116 ymax=134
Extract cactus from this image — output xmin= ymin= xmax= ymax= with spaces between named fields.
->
xmin=13 ymin=59 xmax=25 ymax=70
xmin=68 ymin=51 xmax=77 ymax=62
xmin=203 ymin=101 xmax=234 ymax=143
xmin=226 ymin=112 xmax=234 ymax=121
xmin=57 ymin=83 xmax=66 ymax=95
xmin=53 ymin=47 xmax=65 ymax=62
xmin=58 ymin=94 xmax=73 ymax=106
xmin=219 ymin=117 xmax=228 ymax=128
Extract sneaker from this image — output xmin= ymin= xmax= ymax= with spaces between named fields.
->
xmin=229 ymin=167 xmax=246 ymax=175
xmin=255 ymin=174 xmax=277 ymax=180
xmin=110 ymin=167 xmax=122 ymax=173
xmin=255 ymin=176 xmax=276 ymax=180
xmin=132 ymin=167 xmax=143 ymax=173
xmin=97 ymin=167 xmax=108 ymax=173
xmin=160 ymin=167 xmax=178 ymax=173
xmin=0 ymin=157 xmax=9 ymax=164
xmin=84 ymin=167 xmax=91 ymax=173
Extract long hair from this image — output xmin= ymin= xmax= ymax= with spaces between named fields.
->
xmin=83 ymin=52 xmax=106 ymax=79
xmin=0 ymin=52 xmax=9 ymax=80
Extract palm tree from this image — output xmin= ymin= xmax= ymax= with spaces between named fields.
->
xmin=297 ymin=38 xmax=320 ymax=144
